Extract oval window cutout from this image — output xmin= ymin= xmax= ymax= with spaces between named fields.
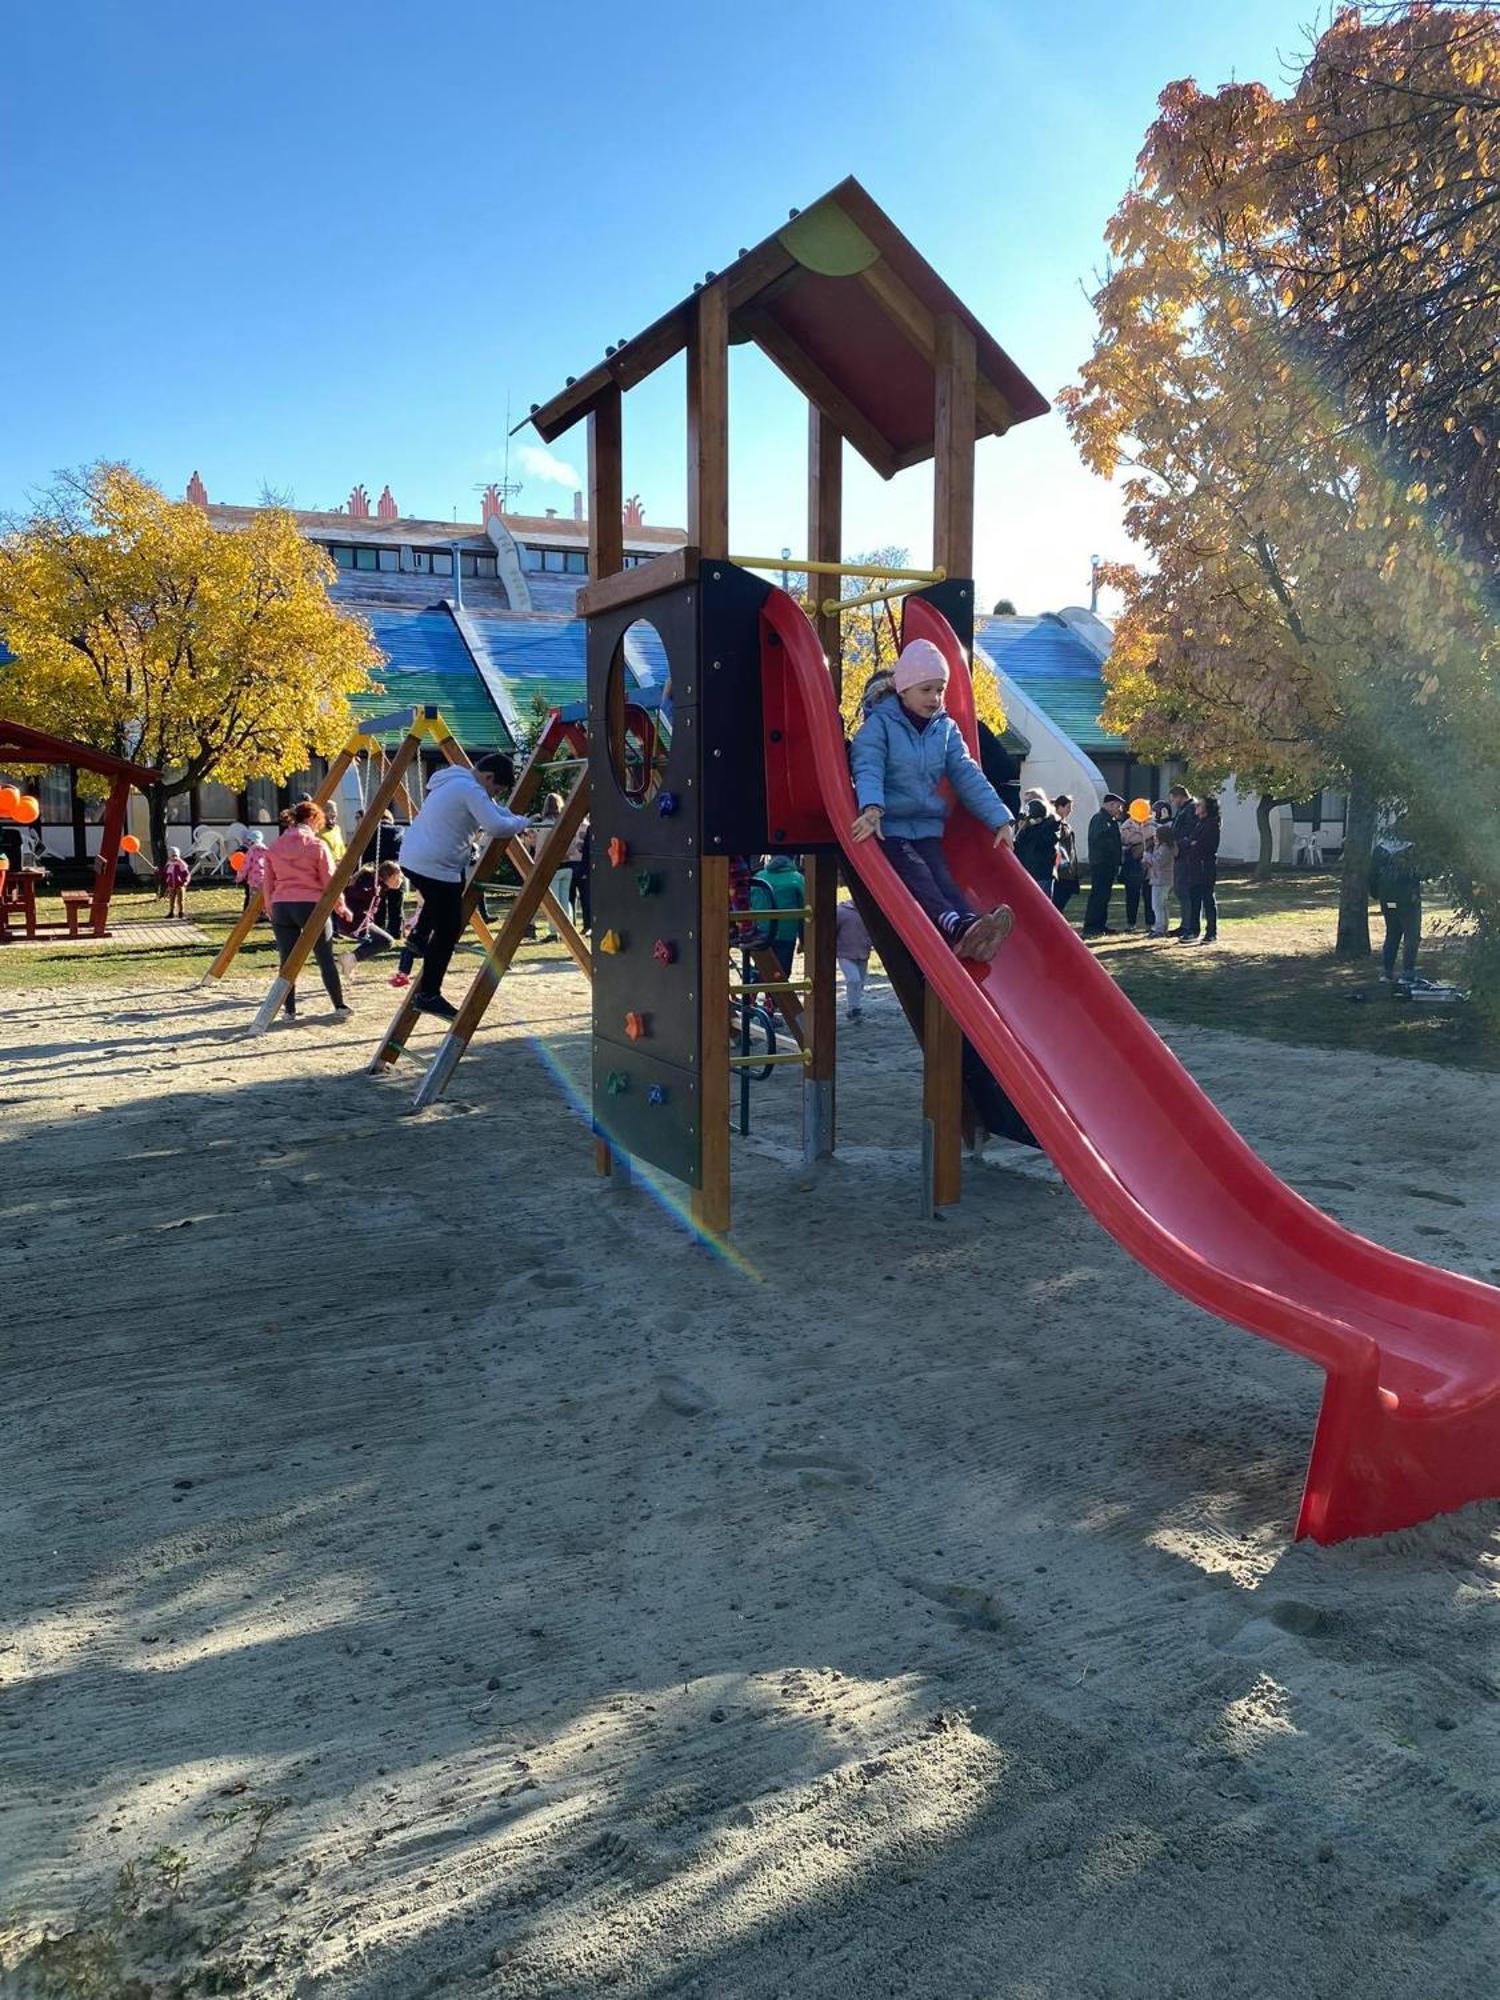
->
xmin=605 ymin=619 xmax=669 ymax=808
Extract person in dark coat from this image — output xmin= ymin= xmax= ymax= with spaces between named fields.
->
xmin=374 ymin=809 xmax=404 ymax=865
xmin=1168 ymin=785 xmax=1198 ymax=936
xmin=1013 ymin=799 xmax=1060 ymax=892
xmin=1370 ymin=826 xmax=1422 ymax=984
xmin=1051 ymin=795 xmax=1080 ymax=914
xmin=1082 ymin=794 xmax=1126 ymax=936
xmin=1182 ymin=796 xmax=1221 ymax=942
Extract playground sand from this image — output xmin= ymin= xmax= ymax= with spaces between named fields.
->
xmin=3 ymin=964 xmax=1498 ymax=1998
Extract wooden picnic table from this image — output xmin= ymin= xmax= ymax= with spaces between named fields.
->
xmin=0 ymin=869 xmax=44 ymax=942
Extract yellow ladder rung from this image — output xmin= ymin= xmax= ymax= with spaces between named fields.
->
xmin=729 ymin=980 xmax=811 ymax=995
xmin=728 ymin=1049 xmax=814 ymax=1068
xmin=735 ymin=905 xmax=815 ymax=920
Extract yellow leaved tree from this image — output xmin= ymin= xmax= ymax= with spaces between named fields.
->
xmin=1063 ymin=17 xmax=1500 ymax=972
xmin=0 ymin=464 xmax=378 ymax=863
xmin=832 ymin=547 xmax=1007 ymax=743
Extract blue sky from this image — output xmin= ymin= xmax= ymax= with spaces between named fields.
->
xmin=5 ymin=0 xmax=1324 ymax=614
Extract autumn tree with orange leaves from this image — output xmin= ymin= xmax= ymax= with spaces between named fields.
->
xmin=1065 ymin=4 xmax=1500 ymax=985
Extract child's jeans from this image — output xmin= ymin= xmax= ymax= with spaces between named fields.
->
xmin=839 ymin=956 xmax=868 ymax=1016
xmin=1150 ymin=885 xmax=1172 ymax=936
xmin=884 ymin=836 xmax=974 ymax=935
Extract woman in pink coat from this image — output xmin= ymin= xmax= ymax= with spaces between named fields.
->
xmin=261 ymin=802 xmax=350 ymax=1018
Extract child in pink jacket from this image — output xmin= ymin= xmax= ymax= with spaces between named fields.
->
xmin=240 ymin=832 xmax=269 ymax=911
xmin=162 ymin=848 xmax=192 ymax=919
xmin=261 ymin=802 xmax=349 ymax=1018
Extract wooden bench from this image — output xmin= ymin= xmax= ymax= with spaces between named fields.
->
xmin=61 ymin=891 xmax=97 ymax=938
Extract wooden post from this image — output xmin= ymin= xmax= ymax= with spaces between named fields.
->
xmin=924 ymin=313 xmax=978 ymax=1210
xmin=687 ymin=279 xmax=730 ymax=557
xmin=693 ymin=854 xmax=732 ymax=1236
xmin=91 ymin=775 xmax=130 ymax=935
xmin=590 ymin=388 xmax=629 ymax=790
xmin=588 ymin=389 xmax=624 ymax=579
xmin=687 ymin=283 xmax=731 ymax=1232
xmin=934 ymin=315 xmax=977 ymax=578
xmin=805 ymin=404 xmax=842 ymax=1163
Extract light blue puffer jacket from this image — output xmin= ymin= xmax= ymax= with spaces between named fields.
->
xmin=850 ymin=700 xmax=1013 ymax=843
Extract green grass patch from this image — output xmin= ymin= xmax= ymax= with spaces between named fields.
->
xmin=2 ymin=870 xmax=1491 ymax=1074
xmin=1083 ymin=870 xmax=1492 ymax=1072
xmin=0 ymin=884 xmax=280 ymax=991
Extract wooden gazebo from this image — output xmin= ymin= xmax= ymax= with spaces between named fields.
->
xmin=0 ymin=722 xmax=159 ymax=938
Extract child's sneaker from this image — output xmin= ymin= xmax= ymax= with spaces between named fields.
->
xmin=388 ymin=970 xmax=412 ymax=989
xmin=956 ymin=906 xmax=1015 ymax=963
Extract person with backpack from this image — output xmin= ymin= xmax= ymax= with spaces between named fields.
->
xmin=1370 ymin=827 xmax=1422 ymax=986
xmin=748 ymin=852 xmax=805 ymax=979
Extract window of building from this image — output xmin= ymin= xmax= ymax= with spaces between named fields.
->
xmin=378 ymin=548 xmax=400 ymax=572
xmin=564 ymin=551 xmax=586 ymax=575
xmin=432 ymin=550 xmax=453 ymax=576
xmin=330 ymin=544 xmax=355 ymax=569
xmin=1293 ymin=789 xmax=1346 ymax=830
xmin=198 ymin=780 xmax=239 ymax=822
xmin=521 ymin=545 xmax=544 ymax=571
xmin=353 ymin=547 xmax=380 ymax=571
xmin=475 ymin=554 xmax=498 ymax=579
xmin=37 ymin=766 xmax=73 ymax=820
xmin=245 ymin=778 xmax=278 ymax=826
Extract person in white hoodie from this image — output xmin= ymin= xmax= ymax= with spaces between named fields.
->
xmin=397 ymin=754 xmax=532 ymax=1018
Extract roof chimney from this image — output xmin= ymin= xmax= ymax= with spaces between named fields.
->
xmin=481 ymin=483 xmax=503 ymax=525
xmin=348 ymin=484 xmax=371 ymax=520
xmin=376 ymin=484 xmax=398 ymax=520
xmin=545 ymin=507 xmax=557 ymax=518
xmin=186 ymin=471 xmax=208 ymax=510
xmin=572 ymin=489 xmax=583 ymax=521
xmin=623 ymin=495 xmax=645 ymax=531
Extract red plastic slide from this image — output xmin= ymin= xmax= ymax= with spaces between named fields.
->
xmin=762 ymin=584 xmax=1500 ymax=1543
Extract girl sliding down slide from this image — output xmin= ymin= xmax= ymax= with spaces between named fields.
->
xmin=849 ymin=639 xmax=1015 ymax=962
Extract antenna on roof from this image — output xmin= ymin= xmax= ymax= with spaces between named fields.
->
xmin=487 ymin=392 xmax=524 ymax=516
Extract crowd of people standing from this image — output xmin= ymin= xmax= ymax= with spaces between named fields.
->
xmin=1013 ymin=783 xmax=1224 ymax=943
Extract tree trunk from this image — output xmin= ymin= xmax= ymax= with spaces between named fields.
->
xmin=1254 ymin=794 xmax=1281 ymax=881
xmin=147 ymin=784 xmax=170 ymax=882
xmin=1335 ymin=772 xmax=1377 ymax=959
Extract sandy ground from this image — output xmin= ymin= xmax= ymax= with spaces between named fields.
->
xmin=2 ymin=954 xmax=1499 ymax=1998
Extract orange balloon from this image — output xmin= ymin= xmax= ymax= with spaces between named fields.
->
xmin=0 ymin=786 xmax=18 ymax=817
xmin=0 ymin=853 xmax=9 ymax=869
xmin=15 ymin=796 xmax=40 ymax=825
xmin=1128 ymin=797 xmax=1152 ymax=823
xmin=120 ymin=834 xmax=141 ymax=854
xmin=229 ymin=850 xmax=247 ymax=872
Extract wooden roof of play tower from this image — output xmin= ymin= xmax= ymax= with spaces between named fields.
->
xmin=525 ymin=177 xmax=1049 ymax=476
